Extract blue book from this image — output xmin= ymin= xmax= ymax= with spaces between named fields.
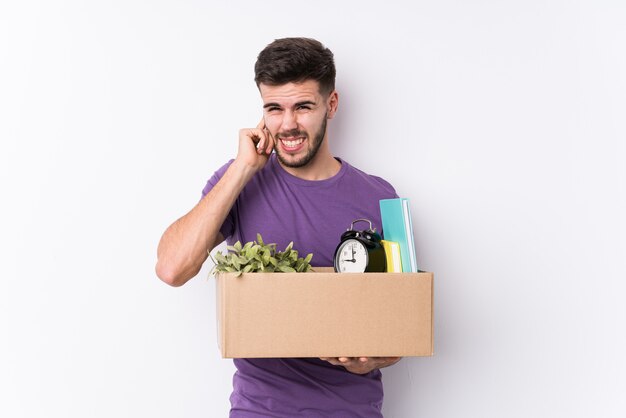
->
xmin=379 ymin=198 xmax=418 ymax=272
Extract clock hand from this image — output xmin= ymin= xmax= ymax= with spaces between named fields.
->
xmin=342 ymin=258 xmax=357 ymax=263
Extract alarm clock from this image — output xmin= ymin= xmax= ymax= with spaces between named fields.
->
xmin=333 ymin=219 xmax=387 ymax=273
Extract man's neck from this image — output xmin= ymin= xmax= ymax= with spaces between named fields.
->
xmin=278 ymin=149 xmax=341 ymax=181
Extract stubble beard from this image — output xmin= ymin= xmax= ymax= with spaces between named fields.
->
xmin=276 ymin=116 xmax=328 ymax=169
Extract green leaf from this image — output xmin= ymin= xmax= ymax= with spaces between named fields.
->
xmin=232 ymin=258 xmax=241 ymax=270
xmin=213 ymin=234 xmax=313 ymax=275
xmin=215 ymin=252 xmax=227 ymax=264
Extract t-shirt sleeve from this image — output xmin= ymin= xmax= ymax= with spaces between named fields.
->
xmin=373 ymin=175 xmax=399 ymax=199
xmin=201 ymin=159 xmax=236 ymax=240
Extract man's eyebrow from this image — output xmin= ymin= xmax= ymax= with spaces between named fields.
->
xmin=295 ymin=100 xmax=316 ymax=107
xmin=263 ymin=100 xmax=317 ymax=109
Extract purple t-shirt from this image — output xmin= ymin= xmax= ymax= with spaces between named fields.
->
xmin=202 ymin=154 xmax=398 ymax=418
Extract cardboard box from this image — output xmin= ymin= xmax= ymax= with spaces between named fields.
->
xmin=215 ymin=268 xmax=433 ymax=358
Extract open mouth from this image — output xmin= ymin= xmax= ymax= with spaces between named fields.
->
xmin=279 ymin=136 xmax=306 ymax=151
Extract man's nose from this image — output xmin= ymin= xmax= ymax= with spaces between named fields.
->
xmin=280 ymin=110 xmax=298 ymax=132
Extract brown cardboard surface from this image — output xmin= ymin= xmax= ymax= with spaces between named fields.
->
xmin=215 ymin=268 xmax=433 ymax=358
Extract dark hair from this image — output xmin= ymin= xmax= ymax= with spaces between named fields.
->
xmin=254 ymin=38 xmax=336 ymax=96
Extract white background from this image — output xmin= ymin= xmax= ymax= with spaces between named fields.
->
xmin=1 ymin=1 xmax=625 ymax=417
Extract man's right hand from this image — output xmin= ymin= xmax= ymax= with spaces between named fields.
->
xmin=237 ymin=118 xmax=274 ymax=172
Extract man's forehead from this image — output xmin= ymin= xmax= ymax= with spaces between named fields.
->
xmin=259 ymin=80 xmax=322 ymax=103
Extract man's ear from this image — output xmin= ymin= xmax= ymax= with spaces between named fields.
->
xmin=326 ymin=90 xmax=339 ymax=119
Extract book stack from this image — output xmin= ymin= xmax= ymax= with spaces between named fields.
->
xmin=379 ymin=198 xmax=418 ymax=272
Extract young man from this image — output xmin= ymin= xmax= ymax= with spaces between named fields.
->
xmin=156 ymin=38 xmax=401 ymax=417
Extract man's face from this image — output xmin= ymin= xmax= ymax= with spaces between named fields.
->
xmin=260 ymin=80 xmax=337 ymax=168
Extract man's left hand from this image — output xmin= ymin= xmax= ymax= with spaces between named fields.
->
xmin=319 ymin=357 xmax=402 ymax=374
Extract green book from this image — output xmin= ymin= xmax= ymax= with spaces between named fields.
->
xmin=379 ymin=198 xmax=418 ymax=272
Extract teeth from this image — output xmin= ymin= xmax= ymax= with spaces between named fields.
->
xmin=281 ymin=138 xmax=304 ymax=147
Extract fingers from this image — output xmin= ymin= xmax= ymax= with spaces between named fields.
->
xmin=260 ymin=119 xmax=274 ymax=155
xmin=320 ymin=357 xmax=359 ymax=366
xmin=252 ymin=126 xmax=266 ymax=154
xmin=320 ymin=357 xmax=401 ymax=374
xmin=240 ymin=128 xmax=268 ymax=155
xmin=253 ymin=117 xmax=273 ymax=155
xmin=320 ymin=357 xmax=399 ymax=366
xmin=264 ymin=129 xmax=275 ymax=155
xmin=320 ymin=357 xmax=347 ymax=366
xmin=256 ymin=118 xmax=266 ymax=152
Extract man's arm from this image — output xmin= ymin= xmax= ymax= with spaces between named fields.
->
xmin=155 ymin=120 xmax=274 ymax=287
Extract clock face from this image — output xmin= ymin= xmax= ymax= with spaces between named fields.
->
xmin=335 ymin=239 xmax=369 ymax=273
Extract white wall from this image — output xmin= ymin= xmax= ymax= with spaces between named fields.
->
xmin=1 ymin=1 xmax=625 ymax=417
